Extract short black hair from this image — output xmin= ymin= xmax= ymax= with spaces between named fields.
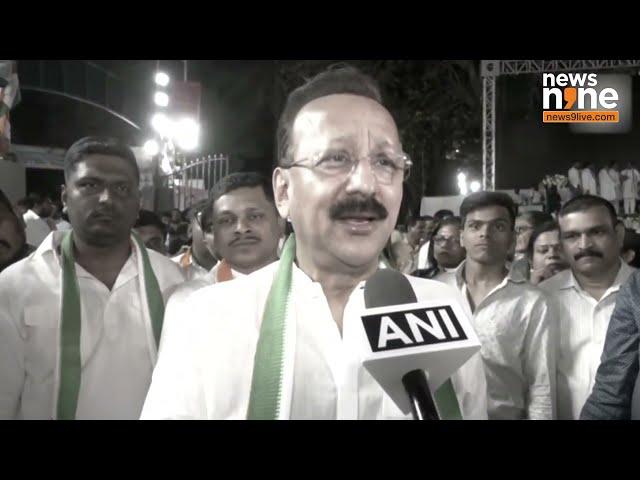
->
xmin=210 ymin=171 xmax=275 ymax=207
xmin=434 ymin=209 xmax=455 ymax=220
xmin=16 ymin=197 xmax=34 ymax=210
xmin=517 ymin=211 xmax=553 ymax=228
xmin=64 ymin=136 xmax=140 ymax=183
xmin=558 ymin=194 xmax=619 ymax=228
xmin=276 ymin=64 xmax=383 ymax=166
xmin=432 ymin=216 xmax=463 ymax=237
xmin=526 ymin=220 xmax=560 ymax=259
xmin=460 ymin=191 xmax=517 ymax=229
xmin=134 ymin=210 xmax=166 ymax=236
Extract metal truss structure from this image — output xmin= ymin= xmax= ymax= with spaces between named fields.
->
xmin=480 ymin=60 xmax=640 ymax=190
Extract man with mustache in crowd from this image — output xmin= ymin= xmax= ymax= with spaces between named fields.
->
xmin=0 ymin=137 xmax=185 ymax=420
xmin=165 ymin=172 xmax=283 ymax=312
xmin=142 ymin=65 xmax=488 ymax=420
xmin=0 ymin=188 xmax=35 ymax=273
xmin=540 ymin=195 xmax=633 ymax=419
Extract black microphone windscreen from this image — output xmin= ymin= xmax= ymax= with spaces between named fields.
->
xmin=364 ymin=269 xmax=418 ymax=308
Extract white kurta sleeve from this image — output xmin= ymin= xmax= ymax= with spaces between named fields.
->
xmin=522 ymin=294 xmax=556 ymax=420
xmin=140 ymin=291 xmax=208 ymax=419
xmin=0 ymin=284 xmax=25 ymax=419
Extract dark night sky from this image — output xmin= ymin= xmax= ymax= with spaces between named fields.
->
xmin=11 ymin=60 xmax=640 ymax=194
xmin=12 ymin=60 xmax=281 ymax=175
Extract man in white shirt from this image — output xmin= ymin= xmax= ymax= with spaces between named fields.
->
xmin=598 ymin=161 xmax=621 ymax=214
xmin=581 ymin=163 xmax=598 ymax=196
xmin=22 ymin=193 xmax=53 ymax=247
xmin=0 ymin=136 xmax=185 ymax=420
xmin=142 ymin=65 xmax=488 ymax=420
xmin=540 ymin=194 xmax=632 ymax=420
xmin=620 ymin=161 xmax=640 ymax=216
xmin=568 ymin=162 xmax=583 ymax=198
xmin=171 ymin=204 xmax=218 ymax=280
xmin=0 ymin=188 xmax=35 ymax=273
xmin=167 ymin=172 xmax=283 ymax=306
xmin=438 ymin=191 xmax=556 ymax=420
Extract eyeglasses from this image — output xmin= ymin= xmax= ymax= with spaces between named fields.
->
xmin=433 ymin=235 xmax=460 ymax=246
xmin=282 ymin=148 xmax=412 ymax=185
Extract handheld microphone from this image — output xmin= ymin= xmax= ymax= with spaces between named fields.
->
xmin=362 ymin=269 xmax=481 ymax=420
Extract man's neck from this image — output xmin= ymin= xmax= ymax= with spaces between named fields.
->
xmin=72 ymin=233 xmax=132 ymax=290
xmin=296 ymin=246 xmax=377 ymax=334
xmin=573 ymin=259 xmax=622 ymax=301
xmin=464 ymin=258 xmax=508 ymax=287
xmin=228 ymin=253 xmax=279 ymax=276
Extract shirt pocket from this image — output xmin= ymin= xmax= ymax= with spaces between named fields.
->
xmin=24 ymin=306 xmax=57 ymax=384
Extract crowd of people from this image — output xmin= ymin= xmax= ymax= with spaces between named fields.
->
xmin=1 ymin=64 xmax=639 ymax=420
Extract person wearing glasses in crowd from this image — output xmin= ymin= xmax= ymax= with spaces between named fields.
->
xmin=413 ymin=216 xmax=466 ymax=283
xmin=141 ymin=65 xmax=488 ymax=420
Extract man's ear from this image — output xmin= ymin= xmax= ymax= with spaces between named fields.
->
xmin=61 ymin=185 xmax=67 ymax=208
xmin=273 ymin=167 xmax=291 ymax=221
xmin=622 ymin=249 xmax=636 ymax=265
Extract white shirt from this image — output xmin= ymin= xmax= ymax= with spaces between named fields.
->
xmin=438 ymin=261 xmax=556 ymax=419
xmin=0 ymin=231 xmax=186 ymax=420
xmin=54 ymin=219 xmax=72 ymax=232
xmin=568 ymin=167 xmax=582 ymax=190
xmin=539 ymin=262 xmax=634 ymax=420
xmin=23 ymin=209 xmax=51 ymax=247
xmin=621 ymin=168 xmax=640 ymax=198
xmin=598 ymin=168 xmax=620 ymax=201
xmin=171 ymin=248 xmax=210 ymax=281
xmin=141 ymin=261 xmax=489 ymax=420
xmin=417 ymin=240 xmax=431 ymax=270
xmin=581 ymin=169 xmax=598 ymax=196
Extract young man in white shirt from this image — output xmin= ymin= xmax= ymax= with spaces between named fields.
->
xmin=142 ymin=65 xmax=488 ymax=420
xmin=540 ymin=194 xmax=633 ymax=419
xmin=22 ymin=193 xmax=53 ymax=247
xmin=438 ymin=191 xmax=556 ymax=419
xmin=0 ymin=137 xmax=185 ymax=420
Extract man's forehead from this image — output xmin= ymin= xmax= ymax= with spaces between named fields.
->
xmin=71 ymin=154 xmax=137 ymax=180
xmin=559 ymin=207 xmax=614 ymax=228
xmin=214 ymin=186 xmax=270 ymax=211
xmin=466 ymin=206 xmax=511 ymax=221
xmin=291 ymin=94 xmax=400 ymax=155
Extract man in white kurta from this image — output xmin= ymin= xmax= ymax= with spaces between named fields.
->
xmin=621 ymin=162 xmax=640 ymax=215
xmin=142 ymin=66 xmax=488 ymax=420
xmin=142 ymin=261 xmax=488 ymax=420
xmin=0 ymin=230 xmax=185 ymax=420
xmin=598 ymin=165 xmax=621 ymax=214
xmin=581 ymin=165 xmax=598 ymax=196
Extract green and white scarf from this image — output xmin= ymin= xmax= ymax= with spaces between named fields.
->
xmin=54 ymin=230 xmax=165 ymax=420
xmin=247 ymin=234 xmax=462 ymax=420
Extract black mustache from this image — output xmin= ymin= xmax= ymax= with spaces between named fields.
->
xmin=89 ymin=209 xmax=117 ymax=219
xmin=229 ymin=235 xmax=261 ymax=246
xmin=329 ymin=196 xmax=388 ymax=220
xmin=575 ymin=249 xmax=603 ymax=261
